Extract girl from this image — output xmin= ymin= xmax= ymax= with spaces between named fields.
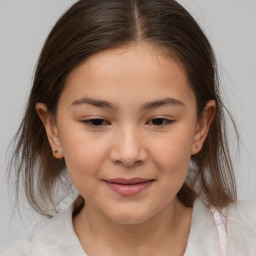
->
xmin=3 ymin=0 xmax=256 ymax=255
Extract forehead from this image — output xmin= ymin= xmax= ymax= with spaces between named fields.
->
xmin=68 ymin=43 xmax=186 ymax=82
xmin=60 ymin=42 xmax=195 ymax=108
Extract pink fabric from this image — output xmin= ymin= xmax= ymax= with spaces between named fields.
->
xmin=211 ymin=208 xmax=228 ymax=256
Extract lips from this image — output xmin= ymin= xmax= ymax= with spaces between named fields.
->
xmin=103 ymin=178 xmax=155 ymax=196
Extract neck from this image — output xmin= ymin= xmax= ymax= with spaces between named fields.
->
xmin=73 ymin=197 xmax=192 ymax=256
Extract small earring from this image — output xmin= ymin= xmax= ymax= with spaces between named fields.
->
xmin=54 ymin=148 xmax=58 ymax=153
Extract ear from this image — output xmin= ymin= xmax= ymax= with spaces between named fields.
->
xmin=191 ymin=100 xmax=216 ymax=155
xmin=35 ymin=103 xmax=64 ymax=159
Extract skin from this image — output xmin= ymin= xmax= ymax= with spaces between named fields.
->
xmin=36 ymin=42 xmax=216 ymax=256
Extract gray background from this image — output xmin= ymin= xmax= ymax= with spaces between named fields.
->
xmin=1 ymin=0 xmax=256 ymax=250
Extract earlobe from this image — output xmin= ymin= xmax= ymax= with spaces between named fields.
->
xmin=191 ymin=100 xmax=216 ymax=155
xmin=35 ymin=103 xmax=64 ymax=159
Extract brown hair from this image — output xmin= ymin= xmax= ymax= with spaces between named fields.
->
xmin=9 ymin=0 xmax=237 ymax=217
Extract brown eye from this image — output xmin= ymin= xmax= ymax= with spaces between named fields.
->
xmin=82 ymin=119 xmax=110 ymax=126
xmin=148 ymin=118 xmax=173 ymax=126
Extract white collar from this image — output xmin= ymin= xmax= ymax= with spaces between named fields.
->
xmin=30 ymin=198 xmax=223 ymax=256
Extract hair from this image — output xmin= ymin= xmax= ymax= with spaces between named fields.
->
xmin=9 ymin=0 xmax=237 ymax=217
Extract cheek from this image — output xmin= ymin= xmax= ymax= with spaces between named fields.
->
xmin=58 ymin=130 xmax=107 ymax=182
xmin=62 ymin=141 xmax=105 ymax=199
xmin=152 ymin=134 xmax=193 ymax=166
xmin=64 ymin=144 xmax=103 ymax=172
xmin=150 ymin=136 xmax=193 ymax=198
xmin=150 ymin=129 xmax=194 ymax=175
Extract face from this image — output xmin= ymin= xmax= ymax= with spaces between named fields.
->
xmin=37 ymin=42 xmax=215 ymax=225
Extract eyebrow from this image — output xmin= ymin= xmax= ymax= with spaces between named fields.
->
xmin=71 ymin=97 xmax=184 ymax=110
xmin=142 ymin=97 xmax=185 ymax=110
xmin=71 ymin=97 xmax=116 ymax=109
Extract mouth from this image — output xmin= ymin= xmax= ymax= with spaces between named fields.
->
xmin=103 ymin=178 xmax=155 ymax=196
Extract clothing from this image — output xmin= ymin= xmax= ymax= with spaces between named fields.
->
xmin=2 ymin=198 xmax=256 ymax=256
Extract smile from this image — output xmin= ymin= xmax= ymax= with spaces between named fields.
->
xmin=103 ymin=178 xmax=155 ymax=196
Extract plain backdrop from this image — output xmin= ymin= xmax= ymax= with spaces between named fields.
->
xmin=1 ymin=0 xmax=256 ymax=250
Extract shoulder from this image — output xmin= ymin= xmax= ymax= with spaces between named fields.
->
xmin=228 ymin=199 xmax=256 ymax=216
xmin=1 ymin=204 xmax=85 ymax=256
xmin=1 ymin=239 xmax=31 ymax=256
xmin=227 ymin=200 xmax=256 ymax=255
xmin=227 ymin=200 xmax=256 ymax=228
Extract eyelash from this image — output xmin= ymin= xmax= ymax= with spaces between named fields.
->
xmin=81 ymin=118 xmax=174 ymax=127
xmin=146 ymin=118 xmax=174 ymax=126
xmin=82 ymin=118 xmax=111 ymax=127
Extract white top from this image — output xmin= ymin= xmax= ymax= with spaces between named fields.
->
xmin=2 ymin=198 xmax=256 ymax=256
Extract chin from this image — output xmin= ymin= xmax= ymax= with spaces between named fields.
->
xmin=107 ymin=208 xmax=156 ymax=225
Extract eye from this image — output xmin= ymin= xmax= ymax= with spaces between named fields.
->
xmin=82 ymin=118 xmax=110 ymax=127
xmin=147 ymin=118 xmax=174 ymax=126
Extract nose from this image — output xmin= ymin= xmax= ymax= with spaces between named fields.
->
xmin=109 ymin=126 xmax=147 ymax=167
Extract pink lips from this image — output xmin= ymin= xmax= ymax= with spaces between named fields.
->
xmin=103 ymin=178 xmax=154 ymax=196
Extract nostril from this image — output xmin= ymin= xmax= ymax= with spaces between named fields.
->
xmin=110 ymin=150 xmax=147 ymax=167
xmin=114 ymin=158 xmax=143 ymax=168
xmin=109 ymin=132 xmax=148 ymax=166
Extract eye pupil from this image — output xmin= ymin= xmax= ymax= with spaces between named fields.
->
xmin=91 ymin=119 xmax=104 ymax=126
xmin=152 ymin=118 xmax=164 ymax=125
